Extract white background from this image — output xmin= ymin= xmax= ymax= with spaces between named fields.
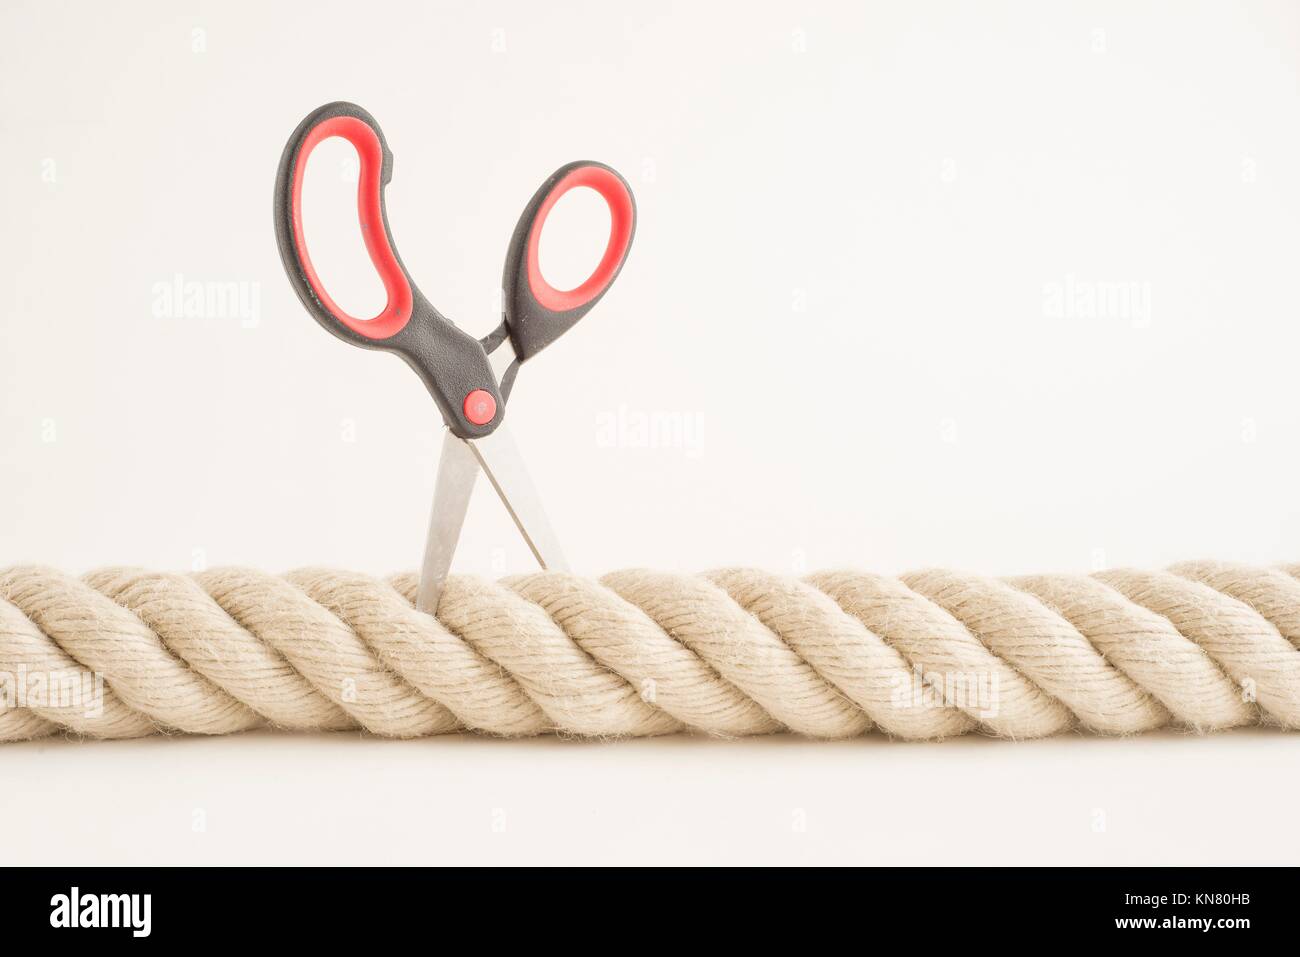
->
xmin=1 ymin=0 xmax=1298 ymax=865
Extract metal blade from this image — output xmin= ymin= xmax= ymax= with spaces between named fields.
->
xmin=416 ymin=430 xmax=481 ymax=614
xmin=465 ymin=421 xmax=568 ymax=573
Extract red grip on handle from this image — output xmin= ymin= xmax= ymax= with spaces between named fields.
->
xmin=290 ymin=116 xmax=413 ymax=340
xmin=524 ymin=165 xmax=636 ymax=314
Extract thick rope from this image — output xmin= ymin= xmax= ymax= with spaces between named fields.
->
xmin=1 ymin=561 xmax=1298 ymax=742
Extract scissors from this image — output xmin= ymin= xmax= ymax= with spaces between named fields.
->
xmin=272 ymin=101 xmax=636 ymax=613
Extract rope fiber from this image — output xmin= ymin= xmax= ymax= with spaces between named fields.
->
xmin=2 ymin=561 xmax=1299 ymax=742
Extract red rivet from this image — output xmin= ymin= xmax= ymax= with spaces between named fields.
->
xmin=463 ymin=389 xmax=497 ymax=426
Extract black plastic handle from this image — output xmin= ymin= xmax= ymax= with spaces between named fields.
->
xmin=501 ymin=161 xmax=637 ymax=364
xmin=273 ymin=101 xmax=502 ymax=438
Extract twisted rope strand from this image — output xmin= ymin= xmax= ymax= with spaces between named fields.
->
xmin=0 ymin=563 xmax=1297 ymax=743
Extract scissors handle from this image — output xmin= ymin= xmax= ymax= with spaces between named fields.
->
xmin=273 ymin=102 xmax=502 ymax=439
xmin=501 ymin=161 xmax=637 ymax=364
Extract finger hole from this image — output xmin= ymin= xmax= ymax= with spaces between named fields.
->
xmin=299 ymin=136 xmax=388 ymax=321
xmin=537 ymin=186 xmax=611 ymax=293
xmin=525 ymin=165 xmax=635 ymax=313
xmin=289 ymin=116 xmax=413 ymax=339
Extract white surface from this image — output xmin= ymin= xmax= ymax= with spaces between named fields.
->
xmin=1 ymin=0 xmax=1298 ymax=866
xmin=6 ymin=729 xmax=1299 ymax=866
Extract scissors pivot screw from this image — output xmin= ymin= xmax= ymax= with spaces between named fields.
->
xmin=463 ymin=390 xmax=497 ymax=426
